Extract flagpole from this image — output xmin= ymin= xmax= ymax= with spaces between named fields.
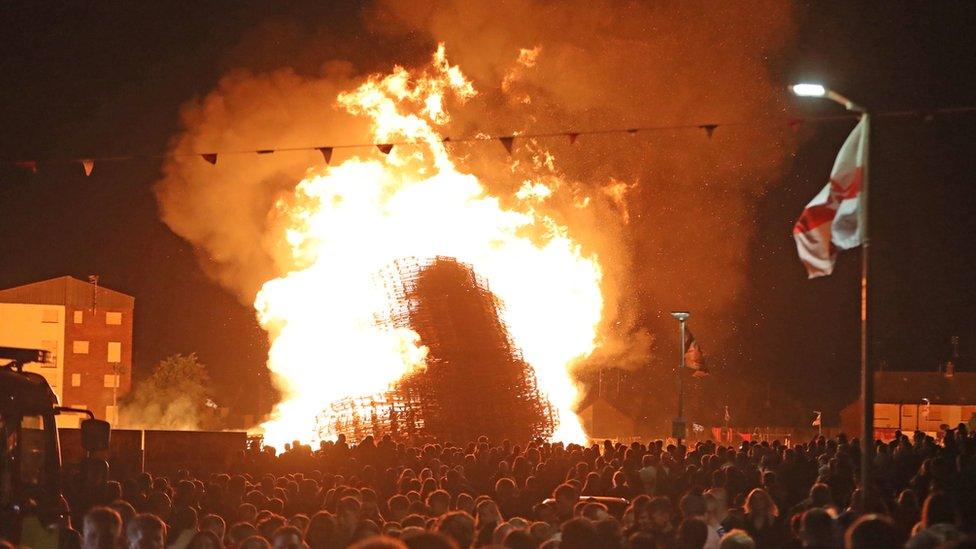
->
xmin=858 ymin=111 xmax=873 ymax=506
xmin=791 ymin=84 xmax=871 ymax=504
xmin=670 ymin=311 xmax=690 ymax=445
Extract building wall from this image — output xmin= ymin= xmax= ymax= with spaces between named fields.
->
xmin=62 ymin=306 xmax=134 ymax=424
xmin=0 ymin=303 xmax=66 ymax=401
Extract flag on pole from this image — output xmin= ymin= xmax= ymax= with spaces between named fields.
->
xmin=793 ymin=117 xmax=867 ymax=277
xmin=683 ymin=327 xmax=709 ymax=377
xmin=724 ymin=406 xmax=731 ymax=423
xmin=812 ymin=411 xmax=822 ymax=427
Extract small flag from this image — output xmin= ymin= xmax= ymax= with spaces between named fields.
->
xmin=201 ymin=153 xmax=218 ymax=165
xmin=683 ymin=327 xmax=709 ymax=377
xmin=376 ymin=144 xmax=394 ymax=155
xmin=812 ymin=411 xmax=822 ymax=427
xmin=567 ymin=133 xmax=580 ymax=145
xmin=318 ymin=147 xmax=334 ymax=164
xmin=724 ymin=406 xmax=731 ymax=423
xmin=256 ymin=149 xmax=275 ymax=155
xmin=499 ymin=136 xmax=515 ymax=155
xmin=13 ymin=160 xmax=38 ymax=173
xmin=699 ymin=124 xmax=718 ymax=138
xmin=693 ymin=423 xmax=705 ymax=433
xmin=793 ymin=117 xmax=867 ymax=277
xmin=711 ymin=427 xmax=723 ymax=441
xmin=626 ymin=128 xmax=639 ymax=135
xmin=82 ymin=159 xmax=95 ymax=176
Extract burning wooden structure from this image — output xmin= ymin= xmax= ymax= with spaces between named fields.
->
xmin=319 ymin=257 xmax=555 ymax=443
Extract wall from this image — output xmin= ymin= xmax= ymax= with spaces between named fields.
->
xmin=0 ymin=302 xmax=66 ymax=403
xmin=62 ymin=306 xmax=134 ymax=424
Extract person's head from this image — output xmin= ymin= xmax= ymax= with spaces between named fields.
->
xmin=426 ymin=490 xmax=451 ymax=518
xmin=187 ymin=530 xmax=222 ymax=549
xmin=348 ymin=536 xmax=407 ymax=549
xmin=401 ymin=531 xmax=455 ymax=549
xmin=126 ymin=513 xmax=167 ymax=549
xmin=800 ymin=508 xmax=835 ymax=547
xmin=552 ymin=483 xmax=580 ymax=517
xmin=921 ymin=491 xmax=956 ymax=527
xmin=304 ymin=511 xmax=338 ymax=548
xmin=679 ymin=493 xmax=707 ymax=520
xmin=559 ymin=518 xmax=598 ymax=549
xmin=199 ymin=514 xmax=226 ymax=541
xmin=718 ymin=529 xmax=755 ymax=549
xmin=581 ymin=502 xmax=609 ymax=522
xmin=648 ymin=497 xmax=672 ymax=528
xmin=229 ymin=523 xmax=258 ymax=546
xmin=744 ymin=488 xmax=778 ymax=518
xmin=240 ymin=535 xmax=272 ymax=549
xmin=844 ymin=514 xmax=897 ymax=549
xmin=435 ymin=511 xmax=475 ymax=549
xmin=809 ymin=483 xmax=832 ymax=508
xmin=502 ymin=529 xmax=535 ymax=549
xmin=272 ymin=525 xmax=306 ymax=549
xmin=676 ymin=518 xmax=708 ymax=549
xmin=83 ymin=506 xmax=122 ymax=549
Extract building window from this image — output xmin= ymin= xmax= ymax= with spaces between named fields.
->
xmin=103 ymin=374 xmax=120 ymax=388
xmin=71 ymin=373 xmax=81 ymax=387
xmin=107 ymin=342 xmax=121 ymax=363
xmin=106 ymin=312 xmax=122 ymax=325
xmin=105 ymin=405 xmax=118 ymax=424
xmin=41 ymin=309 xmax=59 ymax=323
xmin=40 ymin=340 xmax=58 ymax=368
xmin=74 ymin=310 xmax=83 ymax=324
xmin=72 ymin=341 xmax=90 ymax=354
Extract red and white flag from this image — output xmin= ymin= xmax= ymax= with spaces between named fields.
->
xmin=793 ymin=117 xmax=867 ymax=277
xmin=683 ymin=327 xmax=709 ymax=378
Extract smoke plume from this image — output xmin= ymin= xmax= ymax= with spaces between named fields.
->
xmin=155 ymin=1 xmax=797 ymax=418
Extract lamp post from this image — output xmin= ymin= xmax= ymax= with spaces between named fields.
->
xmin=670 ymin=311 xmax=690 ymax=443
xmin=792 ymin=82 xmax=872 ymax=502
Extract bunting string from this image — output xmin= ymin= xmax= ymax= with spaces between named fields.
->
xmin=4 ymin=106 xmax=975 ymax=175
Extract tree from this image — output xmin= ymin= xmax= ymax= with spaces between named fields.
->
xmin=120 ymin=353 xmax=217 ymax=430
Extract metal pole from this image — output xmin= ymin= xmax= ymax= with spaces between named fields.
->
xmin=858 ymin=112 xmax=873 ymax=504
xmin=677 ymin=319 xmax=686 ymax=444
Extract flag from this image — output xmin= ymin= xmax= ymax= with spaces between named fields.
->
xmin=499 ymin=136 xmax=515 ymax=154
xmin=812 ymin=411 xmax=822 ymax=427
xmin=724 ymin=406 xmax=731 ymax=423
xmin=693 ymin=423 xmax=705 ymax=433
xmin=683 ymin=327 xmax=709 ymax=377
xmin=81 ymin=159 xmax=95 ymax=176
xmin=793 ymin=117 xmax=867 ymax=277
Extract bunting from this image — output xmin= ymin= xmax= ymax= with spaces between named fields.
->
xmin=499 ymin=136 xmax=515 ymax=155
xmin=2 ymin=106 xmax=972 ymax=174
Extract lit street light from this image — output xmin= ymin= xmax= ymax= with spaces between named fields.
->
xmin=792 ymin=82 xmax=872 ymax=502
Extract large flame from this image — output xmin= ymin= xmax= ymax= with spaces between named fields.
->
xmin=256 ymin=46 xmax=602 ymax=449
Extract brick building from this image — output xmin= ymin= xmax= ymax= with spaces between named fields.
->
xmin=0 ymin=276 xmax=133 ymax=425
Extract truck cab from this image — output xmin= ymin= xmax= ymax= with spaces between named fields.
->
xmin=0 ymin=347 xmax=110 ymax=544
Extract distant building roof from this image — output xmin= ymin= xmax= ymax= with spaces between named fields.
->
xmin=0 ymin=276 xmax=133 ymax=310
xmin=875 ymin=371 xmax=976 ymax=405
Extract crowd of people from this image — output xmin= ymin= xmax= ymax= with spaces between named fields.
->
xmin=8 ymin=427 xmax=976 ymax=549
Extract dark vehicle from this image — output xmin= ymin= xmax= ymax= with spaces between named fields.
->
xmin=0 ymin=347 xmax=110 ymax=545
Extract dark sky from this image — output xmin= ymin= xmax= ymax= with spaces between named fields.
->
xmin=1 ymin=2 xmax=974 ymax=425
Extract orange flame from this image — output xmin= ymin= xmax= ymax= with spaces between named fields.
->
xmin=256 ymin=45 xmax=602 ymax=449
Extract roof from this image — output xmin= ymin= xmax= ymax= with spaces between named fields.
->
xmin=0 ymin=276 xmax=133 ymax=310
xmin=874 ymin=371 xmax=976 ymax=405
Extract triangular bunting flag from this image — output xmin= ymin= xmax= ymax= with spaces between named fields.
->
xmin=82 ymin=159 xmax=95 ymax=176
xmin=376 ymin=144 xmax=394 ymax=155
xmin=318 ymin=147 xmax=334 ymax=164
xmin=201 ymin=153 xmax=218 ymax=165
xmin=699 ymin=124 xmax=718 ymax=138
xmin=567 ymin=133 xmax=579 ymax=145
xmin=499 ymin=136 xmax=515 ymax=154
xmin=626 ymin=128 xmax=639 ymax=135
xmin=441 ymin=137 xmax=451 ymax=143
xmin=13 ymin=160 xmax=38 ymax=173
xmin=256 ymin=149 xmax=274 ymax=155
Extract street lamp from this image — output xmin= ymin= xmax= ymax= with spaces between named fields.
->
xmin=792 ymin=81 xmax=872 ymax=502
xmin=670 ymin=311 xmax=690 ymax=443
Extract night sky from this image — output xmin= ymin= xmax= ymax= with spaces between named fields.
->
xmin=2 ymin=3 xmax=974 ymax=427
